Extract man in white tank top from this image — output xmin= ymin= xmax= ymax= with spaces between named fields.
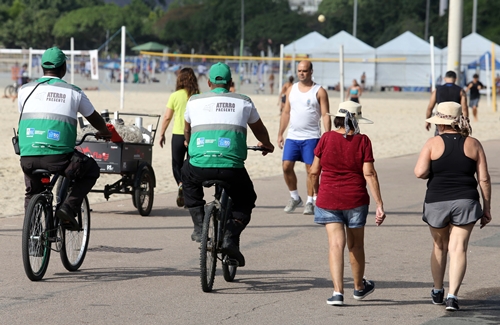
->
xmin=278 ymin=60 xmax=331 ymax=214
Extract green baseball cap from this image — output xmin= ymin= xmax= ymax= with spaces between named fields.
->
xmin=41 ymin=47 xmax=67 ymax=69
xmin=209 ymin=62 xmax=232 ymax=84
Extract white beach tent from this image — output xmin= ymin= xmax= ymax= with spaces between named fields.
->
xmin=375 ymin=31 xmax=442 ymax=90
xmin=442 ymin=32 xmax=500 ymax=82
xmin=308 ymin=30 xmax=376 ymax=90
xmin=283 ymin=31 xmax=328 ymax=55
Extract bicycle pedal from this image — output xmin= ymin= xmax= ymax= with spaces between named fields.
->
xmin=223 ymin=257 xmax=239 ymax=266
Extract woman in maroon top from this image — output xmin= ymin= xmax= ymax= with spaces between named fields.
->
xmin=310 ymin=101 xmax=385 ymax=306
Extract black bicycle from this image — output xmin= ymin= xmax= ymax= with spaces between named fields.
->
xmin=21 ymin=133 xmax=95 ymax=281
xmin=200 ymin=146 xmax=268 ymax=292
xmin=4 ymin=81 xmax=18 ymax=98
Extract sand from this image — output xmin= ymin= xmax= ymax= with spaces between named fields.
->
xmin=2 ymin=83 xmax=499 ymax=218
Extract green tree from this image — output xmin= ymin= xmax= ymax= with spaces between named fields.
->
xmin=53 ymin=4 xmax=124 ymax=50
xmin=156 ymin=0 xmax=308 ymax=55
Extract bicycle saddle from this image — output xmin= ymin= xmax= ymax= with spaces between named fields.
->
xmin=202 ymin=180 xmax=230 ymax=189
xmin=32 ymin=169 xmax=52 ymax=175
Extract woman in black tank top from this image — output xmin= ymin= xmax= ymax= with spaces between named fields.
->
xmin=414 ymin=102 xmax=492 ymax=311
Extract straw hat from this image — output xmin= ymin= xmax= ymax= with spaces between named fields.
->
xmin=329 ymin=101 xmax=373 ymax=124
xmin=426 ymin=102 xmax=462 ymax=125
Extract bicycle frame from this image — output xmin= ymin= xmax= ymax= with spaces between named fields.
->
xmin=213 ymin=184 xmax=231 ymax=255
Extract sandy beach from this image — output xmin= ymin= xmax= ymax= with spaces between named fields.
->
xmin=2 ymin=79 xmax=500 ymax=218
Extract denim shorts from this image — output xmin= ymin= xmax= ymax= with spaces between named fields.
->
xmin=314 ymin=205 xmax=369 ymax=228
xmin=469 ymin=98 xmax=480 ymax=108
xmin=282 ymin=138 xmax=319 ymax=165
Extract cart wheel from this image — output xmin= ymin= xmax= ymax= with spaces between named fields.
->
xmin=134 ymin=165 xmax=154 ymax=216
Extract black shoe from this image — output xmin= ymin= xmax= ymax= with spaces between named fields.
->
xmin=353 ymin=279 xmax=375 ymax=300
xmin=221 ymin=239 xmax=245 ymax=267
xmin=191 ymin=230 xmax=201 ymax=243
xmin=326 ymin=294 xmax=344 ymax=306
xmin=431 ymin=288 xmax=445 ymax=305
xmin=188 ymin=206 xmax=204 ymax=243
xmin=176 ymin=185 xmax=184 ymax=208
xmin=445 ymin=297 xmax=459 ymax=311
xmin=56 ymin=205 xmax=79 ymax=231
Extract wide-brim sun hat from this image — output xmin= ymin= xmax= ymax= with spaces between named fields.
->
xmin=426 ymin=102 xmax=462 ymax=125
xmin=328 ymin=100 xmax=373 ymax=124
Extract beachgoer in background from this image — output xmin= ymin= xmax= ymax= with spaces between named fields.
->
xmin=197 ymin=64 xmax=207 ymax=81
xmin=360 ymin=72 xmax=366 ymax=90
xmin=269 ymin=72 xmax=275 ymax=95
xmin=182 ymin=62 xmax=274 ymax=268
xmin=20 ymin=64 xmax=29 ymax=85
xmin=158 ymin=67 xmax=200 ymax=207
xmin=11 ymin=63 xmax=20 ymax=85
xmin=278 ymin=75 xmax=294 ymax=114
xmin=465 ymin=73 xmax=483 ymax=122
xmin=415 ymin=101 xmax=491 ymax=312
xmin=311 ymin=101 xmax=385 ymax=306
xmin=425 ymin=70 xmax=468 ymax=132
xmin=278 ymin=60 xmax=331 ymax=215
xmin=346 ymin=79 xmax=362 ymax=103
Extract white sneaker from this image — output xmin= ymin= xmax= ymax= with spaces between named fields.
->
xmin=284 ymin=197 xmax=303 ymax=213
xmin=303 ymin=202 xmax=314 ymax=215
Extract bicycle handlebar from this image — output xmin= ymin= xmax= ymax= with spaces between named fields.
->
xmin=247 ymin=146 xmax=271 ymax=152
xmin=76 ymin=133 xmax=96 ymax=146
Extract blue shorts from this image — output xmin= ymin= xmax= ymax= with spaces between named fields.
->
xmin=314 ymin=205 xmax=369 ymax=228
xmin=282 ymin=139 xmax=319 ymax=165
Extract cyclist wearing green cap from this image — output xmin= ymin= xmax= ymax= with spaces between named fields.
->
xmin=18 ymin=47 xmax=111 ymax=230
xmin=182 ymin=62 xmax=274 ymax=266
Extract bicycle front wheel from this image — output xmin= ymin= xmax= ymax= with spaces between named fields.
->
xmin=222 ymin=255 xmax=237 ymax=282
xmin=5 ymin=85 xmax=15 ymax=97
xmin=22 ymin=194 xmax=52 ymax=281
xmin=200 ymin=203 xmax=218 ymax=292
xmin=60 ymin=196 xmax=90 ymax=271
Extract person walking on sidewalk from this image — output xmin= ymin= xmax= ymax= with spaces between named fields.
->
xmin=158 ymin=67 xmax=200 ymax=207
xmin=465 ymin=73 xmax=483 ymax=122
xmin=425 ymin=70 xmax=468 ymax=133
xmin=310 ymin=101 xmax=385 ymax=306
xmin=277 ymin=75 xmax=294 ymax=114
xmin=182 ymin=62 xmax=274 ymax=267
xmin=277 ymin=60 xmax=330 ymax=215
xmin=415 ymin=102 xmax=492 ymax=312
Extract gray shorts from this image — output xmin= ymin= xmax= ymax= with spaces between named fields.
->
xmin=469 ymin=98 xmax=479 ymax=108
xmin=423 ymin=199 xmax=482 ymax=228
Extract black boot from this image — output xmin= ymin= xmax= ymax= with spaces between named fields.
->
xmin=189 ymin=206 xmax=204 ymax=243
xmin=221 ymin=219 xmax=246 ymax=267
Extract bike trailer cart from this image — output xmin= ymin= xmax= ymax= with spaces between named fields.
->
xmin=77 ymin=112 xmax=160 ymax=216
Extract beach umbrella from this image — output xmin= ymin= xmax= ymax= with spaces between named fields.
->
xmin=131 ymin=42 xmax=168 ymax=52
xmin=103 ymin=62 xmax=120 ymax=69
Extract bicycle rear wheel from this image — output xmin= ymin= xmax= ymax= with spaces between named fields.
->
xmin=200 ymin=203 xmax=218 ymax=292
xmin=60 ymin=196 xmax=90 ymax=271
xmin=22 ymin=194 xmax=52 ymax=281
xmin=134 ymin=165 xmax=154 ymax=216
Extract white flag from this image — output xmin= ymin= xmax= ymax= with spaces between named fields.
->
xmin=439 ymin=0 xmax=448 ymax=16
xmin=89 ymin=50 xmax=99 ymax=80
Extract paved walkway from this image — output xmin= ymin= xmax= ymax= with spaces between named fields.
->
xmin=1 ymin=140 xmax=499 ymax=325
